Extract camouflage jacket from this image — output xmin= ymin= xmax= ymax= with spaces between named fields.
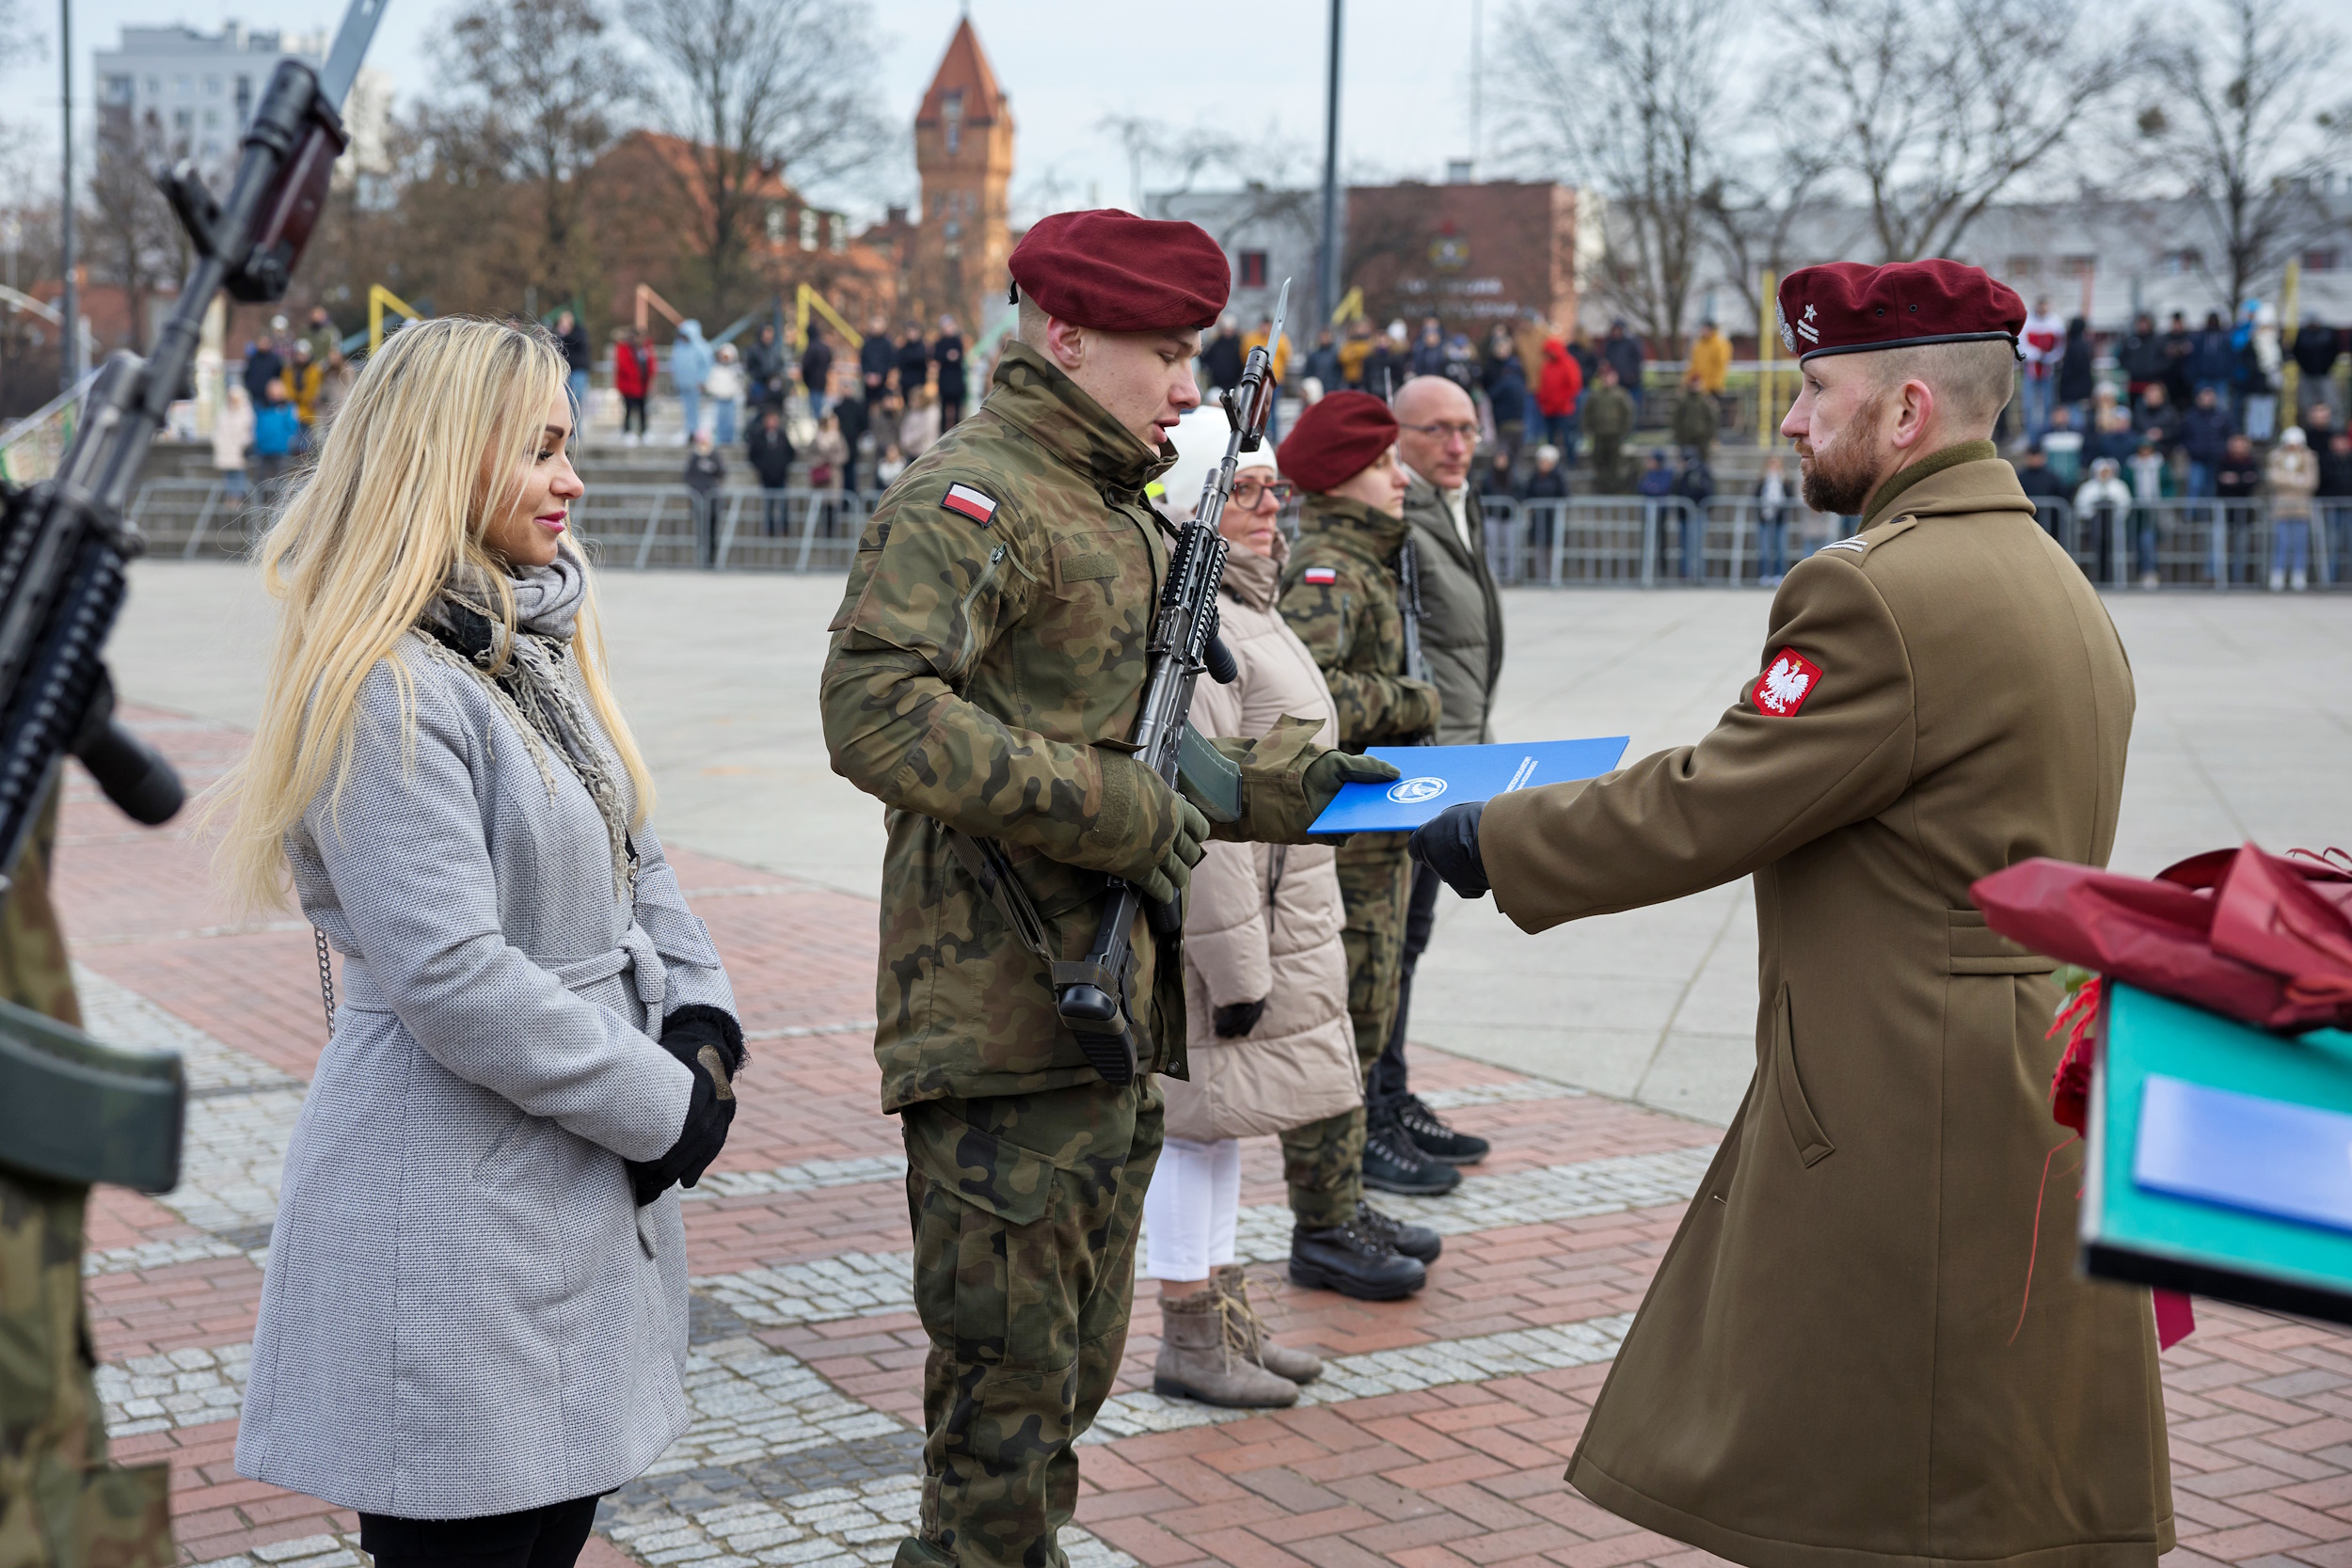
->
xmin=1279 ymin=495 xmax=1440 ymax=750
xmin=821 ymin=343 xmax=1328 ymax=1114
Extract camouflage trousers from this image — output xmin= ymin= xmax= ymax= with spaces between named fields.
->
xmin=0 ymin=1173 xmax=172 ymax=1568
xmin=1279 ymin=832 xmax=1413 ymax=1228
xmin=897 ymin=1077 xmax=1163 ymax=1568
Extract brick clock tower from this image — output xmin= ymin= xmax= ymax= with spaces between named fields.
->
xmin=910 ymin=18 xmax=1013 ymax=337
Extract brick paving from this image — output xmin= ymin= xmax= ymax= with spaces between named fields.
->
xmin=51 ymin=702 xmax=2352 ymax=1568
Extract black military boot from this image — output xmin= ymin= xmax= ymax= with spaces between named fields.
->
xmin=1393 ymin=1092 xmax=1491 ymax=1166
xmin=1361 ymin=1102 xmax=1461 ymax=1196
xmin=1289 ymin=1213 xmax=1427 ymax=1300
xmin=1356 ymin=1200 xmax=1441 ymax=1264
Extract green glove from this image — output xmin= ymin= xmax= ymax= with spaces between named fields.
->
xmin=1136 ymin=794 xmax=1210 ymax=906
xmin=1302 ymin=749 xmax=1404 ymax=821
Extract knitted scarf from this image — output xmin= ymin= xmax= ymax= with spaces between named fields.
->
xmin=419 ymin=546 xmax=636 ymax=903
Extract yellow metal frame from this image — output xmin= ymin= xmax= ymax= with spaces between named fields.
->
xmin=368 ymin=283 xmax=424 ymax=353
xmin=794 ymin=284 xmax=863 ymax=350
xmin=1329 ymin=286 xmax=1364 ymax=326
xmin=1756 ymin=269 xmax=1777 ymax=448
xmin=2280 ymin=258 xmax=2304 ymax=409
xmin=634 ymin=283 xmax=685 ymax=336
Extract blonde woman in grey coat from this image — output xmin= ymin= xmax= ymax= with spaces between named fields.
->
xmin=213 ymin=318 xmax=742 ymax=1568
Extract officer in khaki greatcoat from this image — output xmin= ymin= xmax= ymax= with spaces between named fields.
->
xmin=819 ymin=210 xmax=1393 ymax=1568
xmin=1413 ymin=261 xmax=2172 ymax=1568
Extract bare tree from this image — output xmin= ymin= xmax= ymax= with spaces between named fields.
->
xmin=2137 ymin=0 xmax=2352 ymax=314
xmin=431 ymin=0 xmax=627 ymax=312
xmin=1497 ymin=0 xmax=1735 ymax=354
xmin=628 ymin=0 xmax=889 ymax=319
xmin=1777 ymin=0 xmax=2131 ymax=262
xmin=84 ymin=110 xmax=183 ymax=352
xmin=1699 ymin=141 xmax=1841 ymax=339
xmin=1099 ymin=115 xmax=1310 ymax=213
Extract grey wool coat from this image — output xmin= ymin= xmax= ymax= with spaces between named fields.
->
xmin=235 ymin=559 xmax=735 ymax=1519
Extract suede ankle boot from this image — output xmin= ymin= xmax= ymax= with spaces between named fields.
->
xmin=1211 ymin=1265 xmax=1322 ymax=1386
xmin=1153 ymin=1288 xmax=1299 ymax=1408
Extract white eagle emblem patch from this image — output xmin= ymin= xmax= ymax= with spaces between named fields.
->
xmin=1755 ymin=648 xmax=1822 ymax=718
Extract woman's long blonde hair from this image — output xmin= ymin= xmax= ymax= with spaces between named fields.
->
xmin=210 ymin=315 xmax=657 ymax=913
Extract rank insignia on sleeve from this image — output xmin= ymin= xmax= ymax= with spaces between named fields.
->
xmin=1302 ymin=565 xmax=1338 ymax=585
xmin=940 ymin=483 xmax=999 ymax=526
xmin=1754 ymin=648 xmax=1822 ymax=717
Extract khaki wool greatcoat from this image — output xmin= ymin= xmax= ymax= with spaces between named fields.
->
xmin=1479 ymin=446 xmax=2171 ymax=1568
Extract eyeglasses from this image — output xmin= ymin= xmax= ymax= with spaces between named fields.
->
xmin=1231 ymin=479 xmax=1295 ymax=506
xmin=1399 ymin=420 xmax=1482 ymax=443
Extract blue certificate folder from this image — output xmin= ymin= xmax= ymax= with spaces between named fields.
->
xmin=1305 ymin=736 xmax=1630 ymax=836
xmin=2084 ymin=981 xmax=2352 ymax=1324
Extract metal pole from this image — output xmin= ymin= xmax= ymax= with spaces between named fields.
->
xmin=1317 ymin=0 xmax=1343 ymax=332
xmin=1470 ymin=0 xmax=1482 ymax=174
xmin=59 ymin=0 xmax=77 ymax=389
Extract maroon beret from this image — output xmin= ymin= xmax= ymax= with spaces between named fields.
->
xmin=1277 ymin=391 xmax=1400 ymax=493
xmin=1007 ymin=210 xmax=1229 ymax=332
xmin=1776 ymin=260 xmax=2026 ymax=363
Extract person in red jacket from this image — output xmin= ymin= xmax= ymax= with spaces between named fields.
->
xmin=1535 ymin=334 xmax=1585 ymax=464
xmin=613 ymin=327 xmax=657 ymax=446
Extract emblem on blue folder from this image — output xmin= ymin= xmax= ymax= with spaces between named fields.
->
xmin=1308 ymin=736 xmax=1631 ymax=835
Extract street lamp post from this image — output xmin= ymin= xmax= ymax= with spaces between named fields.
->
xmin=58 ymin=0 xmax=77 ymax=389
xmin=1316 ymin=0 xmax=1342 ymax=335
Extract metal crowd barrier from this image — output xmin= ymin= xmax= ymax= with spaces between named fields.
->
xmin=1476 ymin=493 xmax=2351 ymax=590
xmin=124 ymin=477 xmax=2352 ymax=591
xmin=128 ymin=480 xmax=884 ymax=574
xmin=2037 ymin=496 xmax=2345 ymax=589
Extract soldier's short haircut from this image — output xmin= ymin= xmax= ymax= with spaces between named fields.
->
xmin=1872 ymin=339 xmax=2016 ymax=436
xmin=1017 ymin=297 xmax=1051 ymax=350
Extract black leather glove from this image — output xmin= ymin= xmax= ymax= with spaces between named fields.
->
xmin=627 ymin=1006 xmax=745 ymax=1206
xmin=1301 ymin=750 xmax=1403 ymax=821
xmin=1410 ymin=801 xmax=1490 ymax=899
xmin=1213 ymin=999 xmax=1268 ymax=1038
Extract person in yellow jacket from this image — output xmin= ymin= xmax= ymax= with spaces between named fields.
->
xmin=1688 ymin=318 xmax=1731 ymax=394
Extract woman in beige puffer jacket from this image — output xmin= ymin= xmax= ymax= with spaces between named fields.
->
xmin=1142 ymin=436 xmax=1363 ymax=1408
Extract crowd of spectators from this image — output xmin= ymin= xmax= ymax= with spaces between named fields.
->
xmin=2010 ymin=300 xmax=2350 ymax=590
xmin=218 ymin=304 xmax=354 ymax=497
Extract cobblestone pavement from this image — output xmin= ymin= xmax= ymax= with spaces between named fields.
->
xmin=56 ymin=701 xmax=2352 ymax=1568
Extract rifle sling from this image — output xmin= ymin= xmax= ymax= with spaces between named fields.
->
xmin=945 ymin=830 xmax=1056 ymax=963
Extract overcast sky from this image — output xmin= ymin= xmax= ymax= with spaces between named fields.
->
xmin=1 ymin=0 xmax=1512 ymax=213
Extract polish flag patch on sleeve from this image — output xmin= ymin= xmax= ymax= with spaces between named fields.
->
xmin=1754 ymin=648 xmax=1823 ymax=717
xmin=1302 ymin=565 xmax=1339 ymax=585
xmin=940 ymin=483 xmax=999 ymax=526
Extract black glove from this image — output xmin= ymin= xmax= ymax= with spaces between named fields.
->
xmin=627 ymin=1006 xmax=745 ymax=1206
xmin=1410 ymin=801 xmax=1490 ymax=899
xmin=1213 ymin=998 xmax=1268 ymax=1038
xmin=1301 ymin=749 xmax=1403 ymax=820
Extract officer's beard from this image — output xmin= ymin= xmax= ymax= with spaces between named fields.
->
xmin=1797 ymin=393 xmax=1894 ymax=515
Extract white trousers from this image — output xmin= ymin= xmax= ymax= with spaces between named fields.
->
xmin=1142 ymin=1135 xmax=1240 ymax=1282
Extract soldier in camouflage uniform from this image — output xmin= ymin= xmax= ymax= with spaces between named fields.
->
xmin=1270 ymin=392 xmax=1454 ymax=1298
xmin=0 ymin=788 xmax=174 ymax=1568
xmin=818 ymin=210 xmax=1394 ymax=1568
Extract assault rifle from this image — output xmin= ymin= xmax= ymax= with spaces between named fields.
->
xmin=0 ymin=0 xmax=385 ymax=1198
xmin=1053 ymin=279 xmax=1292 ymax=1086
xmin=0 ymin=0 xmax=389 ymax=889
